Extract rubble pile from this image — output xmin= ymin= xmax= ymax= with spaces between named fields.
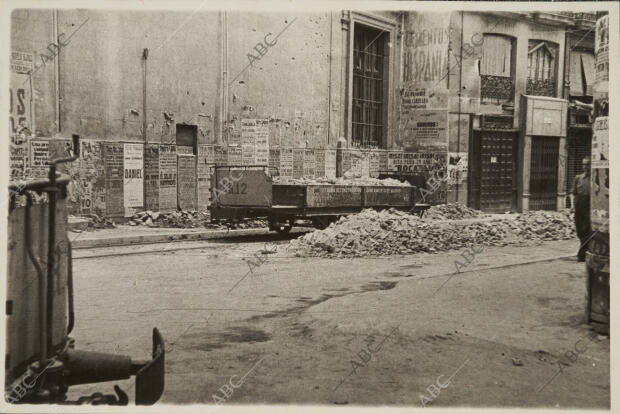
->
xmin=288 ymin=208 xmax=575 ymax=257
xmin=128 ymin=210 xmax=267 ymax=229
xmin=423 ymin=203 xmax=482 ymax=220
xmin=273 ymin=176 xmax=410 ymax=187
xmin=85 ymin=214 xmax=116 ymax=231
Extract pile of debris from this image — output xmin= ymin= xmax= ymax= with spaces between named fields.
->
xmin=85 ymin=214 xmax=116 ymax=231
xmin=273 ymin=176 xmax=410 ymax=187
xmin=423 ymin=203 xmax=482 ymax=220
xmin=288 ymin=208 xmax=576 ymax=257
xmin=128 ymin=210 xmax=267 ymax=229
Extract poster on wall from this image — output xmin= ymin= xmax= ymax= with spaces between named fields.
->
xmin=197 ymin=145 xmax=215 ymax=209
xmin=324 ymin=149 xmax=336 ymax=179
xmin=403 ymin=110 xmax=447 ymax=151
xmin=229 ymin=146 xmax=242 ymax=165
xmin=280 ymin=148 xmax=293 ymax=177
xmin=104 ymin=143 xmax=124 ymax=216
xmin=214 ymin=145 xmax=228 ymax=165
xmin=29 ymin=139 xmax=50 ymax=178
xmin=304 ymin=149 xmax=315 ymax=178
xmin=314 ymin=149 xmax=325 ymax=178
xmin=447 ymin=152 xmax=468 ymax=186
xmin=388 ymin=151 xmax=403 ymax=171
xmin=177 ymin=155 xmax=196 ymax=210
xmin=159 ymin=145 xmax=177 ymax=212
xmin=10 ymin=51 xmax=33 ymax=136
xmin=123 ymin=143 xmax=144 ymax=217
xmin=269 ymin=149 xmax=281 ymax=175
xmin=594 ymin=15 xmax=609 ymax=117
xmin=70 ymin=139 xmax=105 ymax=215
xmin=255 ymin=119 xmax=270 ymax=166
xmin=591 ymin=117 xmax=608 ymax=168
xmin=591 ymin=167 xmax=609 ymax=232
xmin=292 ymin=149 xmax=304 ymax=178
xmin=9 ymin=134 xmax=29 ymax=178
xmin=144 ymin=144 xmax=160 ymax=211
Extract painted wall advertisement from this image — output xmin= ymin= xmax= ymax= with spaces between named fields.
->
xmin=400 ymin=14 xmax=450 ymax=152
xmin=10 ymin=51 xmax=33 ymax=136
xmin=123 ymin=143 xmax=144 ymax=217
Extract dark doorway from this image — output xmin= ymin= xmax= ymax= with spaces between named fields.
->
xmin=530 ymin=136 xmax=559 ymax=210
xmin=176 ymin=124 xmax=197 ymax=155
xmin=469 ymin=130 xmax=517 ymax=212
xmin=566 ymin=130 xmax=592 ymax=208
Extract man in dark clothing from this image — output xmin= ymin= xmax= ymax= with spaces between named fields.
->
xmin=571 ymin=157 xmax=591 ymax=262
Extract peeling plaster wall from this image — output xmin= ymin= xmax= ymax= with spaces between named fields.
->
xmin=57 ymin=10 xmax=220 ymax=143
xmin=10 ymin=9 xmax=57 ymax=137
xmin=226 ymin=13 xmax=336 ymax=149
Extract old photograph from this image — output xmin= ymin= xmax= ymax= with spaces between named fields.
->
xmin=1 ymin=0 xmax=616 ymax=412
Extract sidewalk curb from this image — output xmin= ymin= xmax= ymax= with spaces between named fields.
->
xmin=71 ymin=227 xmax=283 ymax=249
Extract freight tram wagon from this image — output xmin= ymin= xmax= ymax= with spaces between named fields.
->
xmin=5 ymin=135 xmax=165 ymax=405
xmin=208 ymin=166 xmax=430 ymax=233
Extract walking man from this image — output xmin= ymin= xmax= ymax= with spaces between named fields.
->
xmin=571 ymin=157 xmax=591 ymax=262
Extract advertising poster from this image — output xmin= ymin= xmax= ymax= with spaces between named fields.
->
xmin=104 ymin=143 xmax=124 ymax=216
xmin=159 ymin=145 xmax=177 ymax=212
xmin=447 ymin=152 xmax=468 ymax=186
xmin=403 ymin=110 xmax=448 ymax=151
xmin=269 ymin=148 xmax=281 ymax=176
xmin=228 ymin=146 xmax=242 ymax=165
xmin=304 ymin=149 xmax=315 ymax=178
xmin=144 ymin=144 xmax=160 ymax=211
xmin=591 ymin=117 xmax=608 ymax=168
xmin=255 ymin=119 xmax=270 ymax=166
xmin=214 ymin=145 xmax=228 ymax=165
xmin=10 ymin=51 xmax=33 ymax=136
xmin=280 ymin=148 xmax=293 ymax=177
xmin=324 ymin=149 xmax=337 ymax=179
xmin=292 ymin=148 xmax=304 ymax=178
xmin=591 ymin=167 xmax=609 ymax=232
xmin=387 ymin=150 xmax=403 ymax=171
xmin=29 ymin=139 xmax=50 ymax=178
xmin=123 ymin=143 xmax=144 ymax=217
xmin=401 ymin=13 xmax=451 ymax=110
xmin=314 ymin=149 xmax=325 ymax=178
xmin=177 ymin=155 xmax=196 ymax=210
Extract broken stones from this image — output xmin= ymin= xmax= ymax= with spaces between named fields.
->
xmin=288 ymin=206 xmax=576 ymax=258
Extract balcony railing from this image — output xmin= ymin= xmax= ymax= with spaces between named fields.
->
xmin=480 ymin=75 xmax=514 ymax=105
xmin=526 ymin=78 xmax=556 ymax=97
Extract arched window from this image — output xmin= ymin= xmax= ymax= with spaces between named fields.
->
xmin=526 ymin=40 xmax=558 ymax=96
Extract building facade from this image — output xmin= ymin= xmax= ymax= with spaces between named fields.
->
xmin=8 ymin=9 xmax=597 ymax=216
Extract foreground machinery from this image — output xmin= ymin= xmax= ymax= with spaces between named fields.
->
xmin=585 ymin=13 xmax=609 ymax=334
xmin=5 ymin=135 xmax=165 ymax=405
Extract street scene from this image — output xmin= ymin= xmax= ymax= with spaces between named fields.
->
xmin=3 ymin=1 xmax=613 ymax=412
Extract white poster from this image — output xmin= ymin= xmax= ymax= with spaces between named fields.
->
xmin=124 ymin=143 xmax=144 ymax=217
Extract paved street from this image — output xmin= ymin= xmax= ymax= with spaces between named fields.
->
xmin=67 ymin=236 xmax=609 ymax=408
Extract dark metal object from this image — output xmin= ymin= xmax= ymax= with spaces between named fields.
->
xmin=135 ymin=328 xmax=165 ymax=405
xmin=6 ymin=134 xmax=165 ymax=405
xmin=47 ymin=134 xmax=80 ymax=352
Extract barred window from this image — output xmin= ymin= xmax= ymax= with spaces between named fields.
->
xmin=352 ymin=24 xmax=388 ymax=148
